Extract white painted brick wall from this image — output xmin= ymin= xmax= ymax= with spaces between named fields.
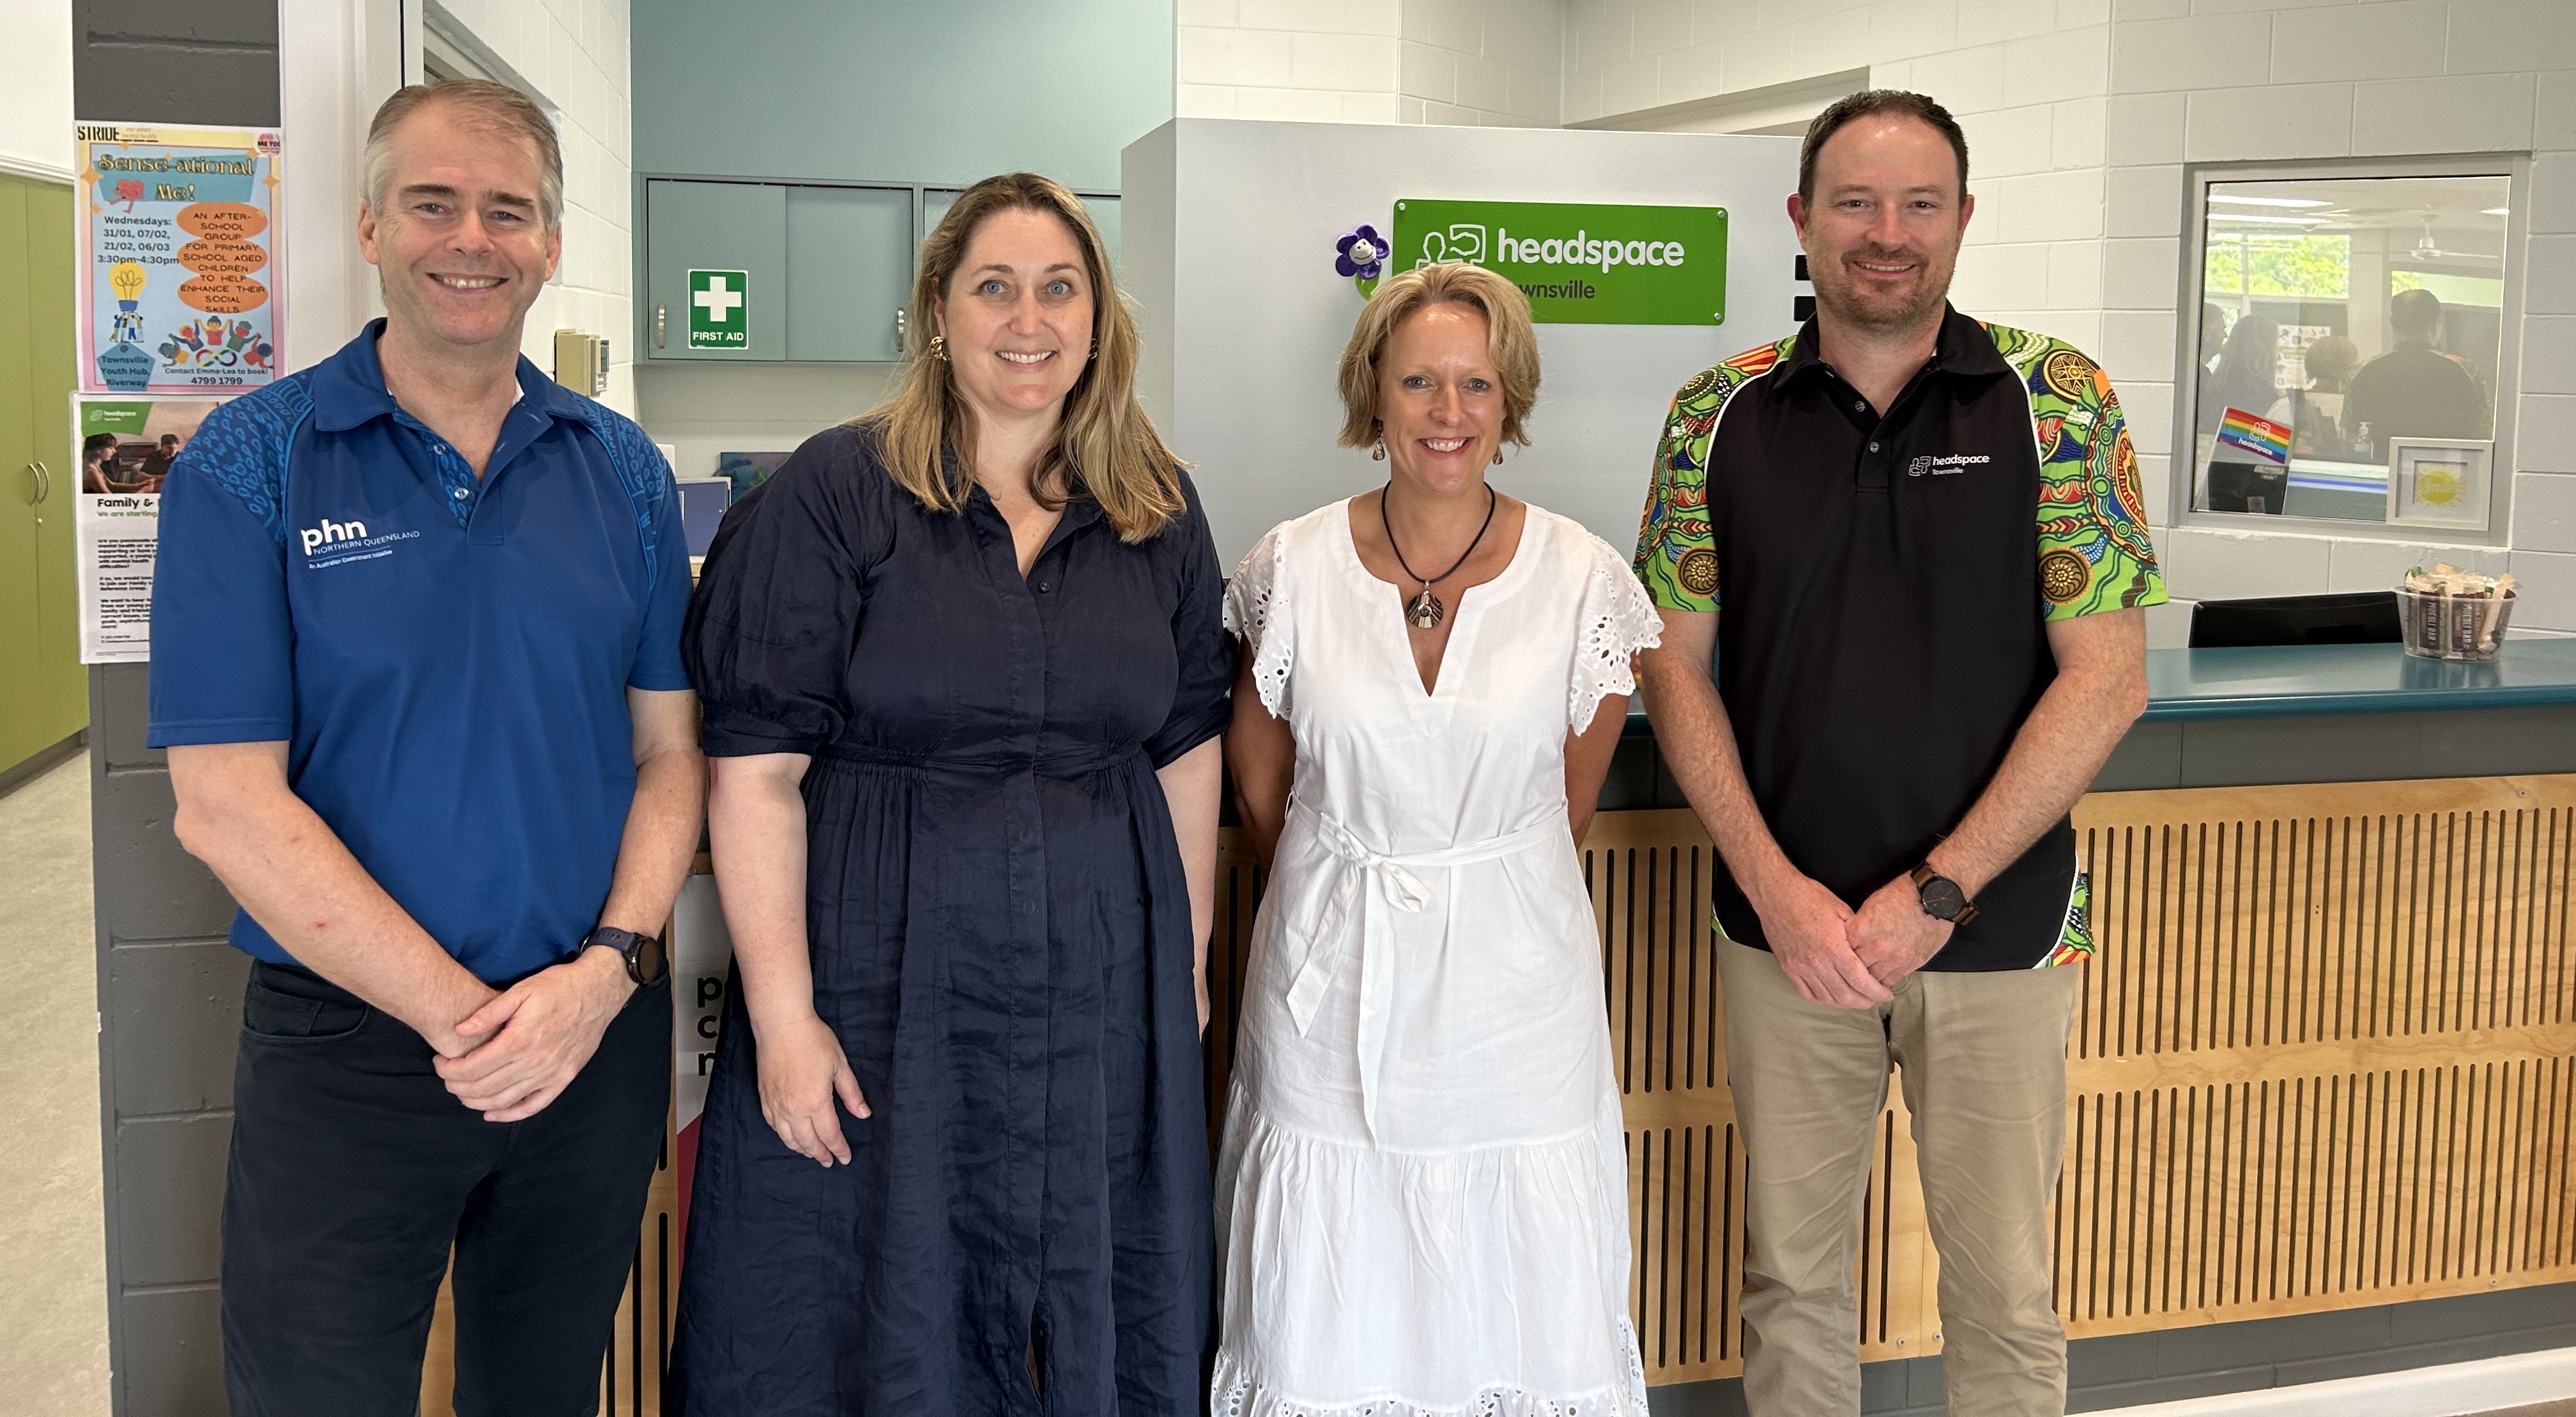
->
xmin=1182 ymin=0 xmax=1563 ymax=127
xmin=1179 ymin=0 xmax=1406 ymax=123
xmin=435 ymin=0 xmax=637 ymax=416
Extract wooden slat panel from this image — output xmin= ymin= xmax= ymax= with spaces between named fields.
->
xmin=2060 ymin=776 xmax=2576 ymax=1338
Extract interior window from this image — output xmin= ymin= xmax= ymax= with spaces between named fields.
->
xmin=2189 ymin=173 xmax=2508 ymax=528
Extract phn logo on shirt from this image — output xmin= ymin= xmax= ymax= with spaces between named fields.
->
xmin=1906 ymin=453 xmax=1993 ymax=477
xmin=300 ymin=516 xmax=420 ymax=569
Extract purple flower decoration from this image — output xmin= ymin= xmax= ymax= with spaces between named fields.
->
xmin=1335 ymin=224 xmax=1386 ymax=280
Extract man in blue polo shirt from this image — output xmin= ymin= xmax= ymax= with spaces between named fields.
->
xmin=150 ymin=79 xmax=701 ymax=1415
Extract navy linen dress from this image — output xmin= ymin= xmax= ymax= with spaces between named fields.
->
xmin=669 ymin=425 xmax=1231 ymax=1414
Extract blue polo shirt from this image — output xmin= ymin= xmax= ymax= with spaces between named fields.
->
xmin=147 ymin=322 xmax=692 ymax=983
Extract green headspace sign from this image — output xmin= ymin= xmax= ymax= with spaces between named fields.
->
xmin=80 ymin=402 xmax=153 ymax=436
xmin=1390 ymin=199 xmax=1729 ymax=325
xmin=687 ymin=268 xmax=749 ymax=350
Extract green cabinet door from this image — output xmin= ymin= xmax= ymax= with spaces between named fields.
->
xmin=0 ymin=178 xmax=45 ymax=772
xmin=784 ymin=185 xmax=912 ymax=362
xmin=644 ymin=180 xmax=786 ymax=361
xmin=29 ymin=180 xmax=82 ymax=744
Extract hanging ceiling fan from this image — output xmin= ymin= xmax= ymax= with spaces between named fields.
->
xmin=2404 ymin=214 xmax=2500 ymax=267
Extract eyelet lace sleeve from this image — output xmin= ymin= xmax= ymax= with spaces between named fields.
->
xmin=1570 ymin=532 xmax=1662 ymax=733
xmin=1223 ymin=526 xmax=1292 ymax=720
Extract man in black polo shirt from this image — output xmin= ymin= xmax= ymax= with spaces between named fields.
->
xmin=2343 ymin=287 xmax=2492 ymax=460
xmin=1634 ymin=91 xmax=2163 ymax=1415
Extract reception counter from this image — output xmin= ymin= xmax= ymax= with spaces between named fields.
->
xmin=1202 ymin=640 xmax=2576 ymax=1390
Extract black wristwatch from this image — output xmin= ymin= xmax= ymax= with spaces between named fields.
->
xmin=1909 ymin=863 xmax=1980 ymax=926
xmin=583 ymin=926 xmax=668 ymax=986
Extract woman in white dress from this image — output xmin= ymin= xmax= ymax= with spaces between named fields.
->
xmin=1214 ymin=263 xmax=1660 ymax=1416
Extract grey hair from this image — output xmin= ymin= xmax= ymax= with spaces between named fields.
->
xmin=362 ymin=79 xmax=564 ymax=230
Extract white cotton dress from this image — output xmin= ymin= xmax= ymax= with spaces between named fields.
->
xmin=1212 ymin=499 xmax=1662 ymax=1417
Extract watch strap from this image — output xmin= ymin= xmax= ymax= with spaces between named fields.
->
xmin=582 ymin=926 xmax=668 ymax=986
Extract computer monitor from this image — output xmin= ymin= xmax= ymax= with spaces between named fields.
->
xmin=674 ymin=478 xmax=732 ymax=558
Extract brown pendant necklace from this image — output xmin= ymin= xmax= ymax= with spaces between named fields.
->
xmin=1381 ymin=484 xmax=1498 ymax=630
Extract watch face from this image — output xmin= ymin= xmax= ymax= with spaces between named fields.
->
xmin=1919 ymin=877 xmax=1968 ymax=921
xmin=633 ymin=933 xmax=668 ymax=986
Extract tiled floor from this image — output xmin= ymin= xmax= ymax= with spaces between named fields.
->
xmin=0 ymin=756 xmax=112 ymax=1414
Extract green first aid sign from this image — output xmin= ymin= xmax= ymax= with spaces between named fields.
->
xmin=687 ymin=269 xmax=749 ymax=349
xmin=1390 ymin=199 xmax=1729 ymax=325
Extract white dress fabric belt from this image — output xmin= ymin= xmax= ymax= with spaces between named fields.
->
xmin=1276 ymin=796 xmax=1564 ymax=1138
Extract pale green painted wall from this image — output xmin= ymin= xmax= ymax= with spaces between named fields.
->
xmin=631 ymin=0 xmax=1174 ymax=192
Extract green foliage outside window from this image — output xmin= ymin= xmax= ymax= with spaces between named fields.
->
xmin=2203 ymin=233 xmax=2350 ymax=301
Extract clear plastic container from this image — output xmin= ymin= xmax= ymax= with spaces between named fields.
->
xmin=2396 ymin=586 xmax=2515 ymax=661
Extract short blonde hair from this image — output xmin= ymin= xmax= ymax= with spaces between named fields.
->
xmin=856 ymin=172 xmax=1184 ymax=543
xmin=364 ymin=80 xmax=563 ymax=229
xmin=1337 ymin=263 xmax=1542 ymax=449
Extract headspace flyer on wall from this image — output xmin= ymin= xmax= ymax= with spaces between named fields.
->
xmin=75 ymin=122 xmax=282 ymax=395
xmin=73 ymin=395 xmax=229 ymax=663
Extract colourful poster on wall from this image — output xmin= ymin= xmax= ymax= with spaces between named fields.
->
xmin=72 ymin=395 xmax=231 ymax=663
xmin=75 ymin=122 xmax=283 ymax=395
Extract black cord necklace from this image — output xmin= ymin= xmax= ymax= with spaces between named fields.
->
xmin=1381 ymin=484 xmax=1498 ymax=629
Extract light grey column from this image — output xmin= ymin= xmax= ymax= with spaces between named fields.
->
xmin=79 ymin=3 xmax=281 ymax=1410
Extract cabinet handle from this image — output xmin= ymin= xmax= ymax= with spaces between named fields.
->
xmin=33 ymin=461 xmax=50 ymax=504
xmin=894 ymin=307 xmax=907 ymax=353
xmin=656 ymin=303 xmax=667 ymax=349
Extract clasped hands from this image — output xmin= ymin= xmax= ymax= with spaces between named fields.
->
xmin=1756 ymin=869 xmax=1953 ymax=1010
xmin=429 ymin=945 xmax=636 ymax=1122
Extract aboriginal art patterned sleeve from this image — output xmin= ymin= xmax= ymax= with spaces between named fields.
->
xmin=1631 ymin=339 xmax=1789 ymax=613
xmin=1988 ymin=325 xmax=2170 ymax=621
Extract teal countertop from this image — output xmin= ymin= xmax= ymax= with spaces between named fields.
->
xmin=2136 ymin=641 xmax=2576 ymax=720
xmin=1618 ymin=641 xmax=2576 ymax=737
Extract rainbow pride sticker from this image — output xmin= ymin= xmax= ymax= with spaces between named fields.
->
xmin=2216 ymin=407 xmax=2293 ymax=464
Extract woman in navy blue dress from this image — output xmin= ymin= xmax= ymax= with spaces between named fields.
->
xmin=670 ymin=172 xmax=1230 ymax=1414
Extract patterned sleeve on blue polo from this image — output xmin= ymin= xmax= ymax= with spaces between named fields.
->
xmin=147 ymin=379 xmax=315 ymax=747
xmin=592 ymin=411 xmax=694 ymax=693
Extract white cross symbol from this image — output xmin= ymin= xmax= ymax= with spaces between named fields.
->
xmin=694 ymin=275 xmax=741 ymax=323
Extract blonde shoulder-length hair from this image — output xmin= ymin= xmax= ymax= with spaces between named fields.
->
xmin=854 ymin=172 xmax=1184 ymax=544
xmin=1336 ymin=262 xmax=1542 ymax=449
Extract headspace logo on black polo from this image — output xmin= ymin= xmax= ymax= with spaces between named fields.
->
xmin=1907 ymin=453 xmax=1992 ymax=477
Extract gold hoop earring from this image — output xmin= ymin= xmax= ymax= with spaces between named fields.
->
xmin=1088 ymin=339 xmax=1099 ymax=361
xmin=926 ymin=333 xmax=948 ymax=362
xmin=1491 ymin=448 xmax=1503 ymax=466
xmin=1372 ymin=440 xmax=1386 ymax=461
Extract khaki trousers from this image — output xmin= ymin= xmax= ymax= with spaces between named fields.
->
xmin=1715 ymin=938 xmax=2082 ymax=1417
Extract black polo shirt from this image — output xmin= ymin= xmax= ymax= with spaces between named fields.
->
xmin=1633 ymin=307 xmax=2166 ymax=970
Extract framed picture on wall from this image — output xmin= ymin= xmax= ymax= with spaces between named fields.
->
xmin=2386 ymin=438 xmax=2492 ymax=530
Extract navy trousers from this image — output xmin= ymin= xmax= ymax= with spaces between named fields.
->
xmin=220 ymin=961 xmax=670 ymax=1416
